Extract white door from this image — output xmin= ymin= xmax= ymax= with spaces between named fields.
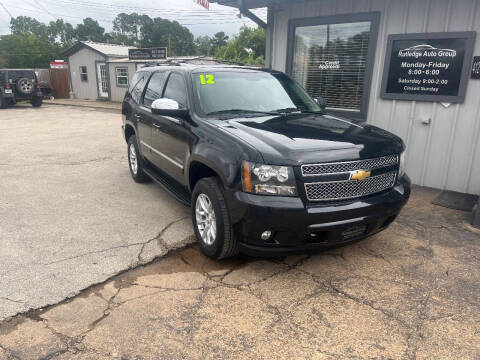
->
xmin=96 ymin=62 xmax=109 ymax=98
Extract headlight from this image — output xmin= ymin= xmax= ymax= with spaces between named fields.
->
xmin=398 ymin=152 xmax=406 ymax=177
xmin=242 ymin=162 xmax=298 ymax=196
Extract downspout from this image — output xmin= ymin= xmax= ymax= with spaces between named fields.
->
xmin=237 ymin=0 xmax=267 ymax=29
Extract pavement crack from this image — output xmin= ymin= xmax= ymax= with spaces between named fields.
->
xmin=86 ymin=287 xmax=122 ymax=333
xmin=41 ymin=217 xmax=189 ymax=266
xmin=0 ymin=297 xmax=26 ymax=305
xmin=136 ymin=216 xmax=189 ymax=264
xmin=326 ymin=281 xmax=411 ymax=329
xmin=41 ymin=243 xmax=144 ymax=266
xmin=56 ymin=156 xmax=119 ymax=166
xmin=0 ymin=343 xmax=21 ymax=360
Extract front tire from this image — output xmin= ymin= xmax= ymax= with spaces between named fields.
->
xmin=127 ymin=135 xmax=150 ymax=183
xmin=192 ymin=177 xmax=238 ymax=259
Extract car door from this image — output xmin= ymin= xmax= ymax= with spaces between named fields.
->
xmin=130 ymin=72 xmax=154 ymax=163
xmin=150 ymin=71 xmax=191 ymax=184
xmin=138 ymin=70 xmax=168 ymax=170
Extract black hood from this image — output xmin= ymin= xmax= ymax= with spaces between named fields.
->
xmin=216 ymin=113 xmax=404 ymax=165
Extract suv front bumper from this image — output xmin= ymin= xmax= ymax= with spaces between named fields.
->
xmin=226 ymin=175 xmax=411 ymax=256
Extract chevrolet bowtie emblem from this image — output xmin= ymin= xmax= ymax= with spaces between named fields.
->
xmin=350 ymin=170 xmax=371 ymax=181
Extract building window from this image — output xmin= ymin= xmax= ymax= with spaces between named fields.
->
xmin=288 ymin=13 xmax=380 ymax=120
xmin=116 ymin=67 xmax=129 ymax=87
xmin=80 ymin=66 xmax=88 ymax=82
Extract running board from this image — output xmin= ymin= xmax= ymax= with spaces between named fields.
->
xmin=143 ymin=166 xmax=191 ymax=207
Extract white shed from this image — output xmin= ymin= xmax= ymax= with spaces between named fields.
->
xmin=62 ymin=41 xmax=135 ymax=101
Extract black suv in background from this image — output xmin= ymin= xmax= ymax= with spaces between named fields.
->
xmin=122 ymin=64 xmax=411 ymax=259
xmin=0 ymin=69 xmax=43 ymax=109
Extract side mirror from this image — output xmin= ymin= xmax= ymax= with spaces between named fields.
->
xmin=151 ymin=98 xmax=189 ymax=118
xmin=314 ymin=97 xmax=327 ymax=110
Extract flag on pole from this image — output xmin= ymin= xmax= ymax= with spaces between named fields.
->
xmin=194 ymin=0 xmax=210 ymax=10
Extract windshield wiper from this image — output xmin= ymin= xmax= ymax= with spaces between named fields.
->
xmin=207 ymin=109 xmax=281 ymax=116
xmin=272 ymin=107 xmax=301 ymax=114
xmin=299 ymin=110 xmax=325 ymax=115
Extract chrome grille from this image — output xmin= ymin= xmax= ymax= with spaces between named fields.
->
xmin=301 ymin=155 xmax=399 ymax=176
xmin=305 ymin=171 xmax=397 ymax=201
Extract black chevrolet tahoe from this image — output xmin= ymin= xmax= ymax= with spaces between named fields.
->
xmin=0 ymin=69 xmax=43 ymax=109
xmin=122 ymin=64 xmax=411 ymax=259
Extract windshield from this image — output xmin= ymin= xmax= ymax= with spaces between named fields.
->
xmin=192 ymin=70 xmax=321 ymax=116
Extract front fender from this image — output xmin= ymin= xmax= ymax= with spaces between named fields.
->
xmin=187 ymin=154 xmax=231 ymax=190
xmin=187 ymin=136 xmax=259 ymax=191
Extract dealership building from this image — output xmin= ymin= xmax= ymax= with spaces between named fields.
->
xmin=216 ymin=0 xmax=480 ymax=197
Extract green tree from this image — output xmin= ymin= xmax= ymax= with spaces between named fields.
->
xmin=10 ymin=16 xmax=51 ymax=42
xmin=112 ymin=13 xmax=141 ymax=45
xmin=75 ymin=18 xmax=105 ymax=42
xmin=9 ymin=16 xmax=75 ymax=47
xmin=0 ymin=33 xmax=62 ymax=68
xmin=47 ymin=19 xmax=75 ymax=46
xmin=211 ymin=31 xmax=229 ymax=51
xmin=140 ymin=17 xmax=195 ymax=56
xmin=215 ymin=26 xmax=266 ymax=66
xmin=194 ymin=35 xmax=213 ymax=56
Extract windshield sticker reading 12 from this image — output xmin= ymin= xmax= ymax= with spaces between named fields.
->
xmin=200 ymin=75 xmax=215 ymax=85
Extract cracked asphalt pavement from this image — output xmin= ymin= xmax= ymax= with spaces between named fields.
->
xmin=1 ymin=105 xmax=480 ymax=359
xmin=0 ymin=105 xmax=193 ymax=321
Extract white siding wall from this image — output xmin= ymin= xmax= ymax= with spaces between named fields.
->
xmin=271 ymin=0 xmax=480 ymax=195
xmin=108 ymin=62 xmax=137 ymax=102
xmin=67 ymin=47 xmax=106 ymax=100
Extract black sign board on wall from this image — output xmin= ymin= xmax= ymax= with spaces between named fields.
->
xmin=380 ymin=32 xmax=476 ymax=103
xmin=128 ymin=47 xmax=167 ymax=60
xmin=472 ymin=56 xmax=480 ymax=79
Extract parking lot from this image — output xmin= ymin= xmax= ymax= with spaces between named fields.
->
xmin=1 ymin=105 xmax=479 ymax=359
xmin=0 ymin=104 xmax=193 ymax=320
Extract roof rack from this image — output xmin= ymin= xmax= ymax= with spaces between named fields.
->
xmin=142 ymin=60 xmax=182 ymax=67
xmin=211 ymin=58 xmax=246 ymax=66
xmin=142 ymin=57 xmax=210 ymax=67
xmin=140 ymin=57 xmax=263 ymax=69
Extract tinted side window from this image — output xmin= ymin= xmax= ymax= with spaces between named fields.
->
xmin=143 ymin=72 xmax=166 ymax=107
xmin=128 ymin=72 xmax=141 ymax=93
xmin=131 ymin=72 xmax=147 ymax=104
xmin=164 ymin=73 xmax=187 ymax=107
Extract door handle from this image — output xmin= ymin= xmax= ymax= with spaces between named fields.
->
xmin=153 ymin=123 xmax=162 ymax=130
xmin=134 ymin=114 xmax=141 ymax=119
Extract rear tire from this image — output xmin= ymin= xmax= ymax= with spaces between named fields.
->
xmin=192 ymin=177 xmax=238 ymax=259
xmin=31 ymin=98 xmax=43 ymax=107
xmin=0 ymin=96 xmax=6 ymax=109
xmin=127 ymin=135 xmax=150 ymax=183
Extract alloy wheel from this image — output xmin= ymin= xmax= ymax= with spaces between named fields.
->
xmin=195 ymin=193 xmax=217 ymax=245
xmin=129 ymin=143 xmax=138 ymax=174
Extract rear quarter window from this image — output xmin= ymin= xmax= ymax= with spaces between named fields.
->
xmin=130 ymin=72 xmax=148 ymax=104
xmin=0 ymin=71 xmax=6 ymax=84
xmin=128 ymin=72 xmax=141 ymax=93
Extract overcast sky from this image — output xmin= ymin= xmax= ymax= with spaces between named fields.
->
xmin=0 ymin=0 xmax=267 ymax=37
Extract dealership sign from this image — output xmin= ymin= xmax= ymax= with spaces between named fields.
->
xmin=128 ymin=47 xmax=167 ymax=60
xmin=194 ymin=0 xmax=209 ymax=10
xmin=381 ymin=32 xmax=476 ymax=103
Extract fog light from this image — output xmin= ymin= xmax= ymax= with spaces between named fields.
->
xmin=261 ymin=230 xmax=273 ymax=241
